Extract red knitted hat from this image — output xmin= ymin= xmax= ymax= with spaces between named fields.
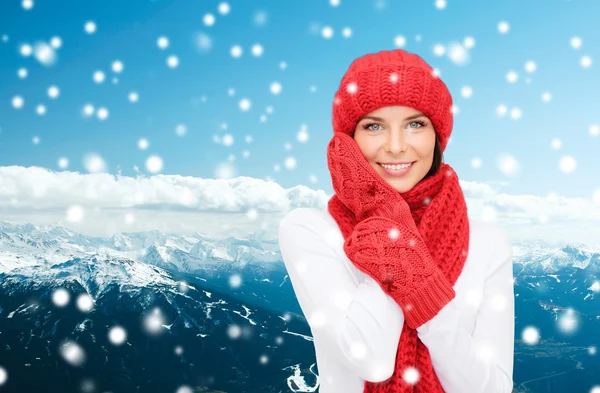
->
xmin=332 ymin=49 xmax=454 ymax=152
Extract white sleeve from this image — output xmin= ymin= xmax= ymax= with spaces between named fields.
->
xmin=415 ymin=229 xmax=515 ymax=393
xmin=278 ymin=208 xmax=404 ymax=382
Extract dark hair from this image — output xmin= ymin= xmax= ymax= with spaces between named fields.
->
xmin=424 ymin=134 xmax=443 ymax=179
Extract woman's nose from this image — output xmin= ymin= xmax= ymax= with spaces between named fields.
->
xmin=385 ymin=129 xmax=407 ymax=153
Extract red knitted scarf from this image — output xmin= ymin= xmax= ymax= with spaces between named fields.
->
xmin=327 ymin=132 xmax=470 ymax=392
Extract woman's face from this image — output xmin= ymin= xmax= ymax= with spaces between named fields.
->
xmin=353 ymin=105 xmax=436 ymax=193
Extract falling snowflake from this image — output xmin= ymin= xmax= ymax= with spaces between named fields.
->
xmin=48 ymin=85 xmax=60 ymax=99
xmin=76 ymin=294 xmax=94 ymax=312
xmin=108 ymin=326 xmax=127 ymax=345
xmin=203 ymin=13 xmax=215 ymax=26
xmin=20 ymin=43 xmax=32 ymax=56
xmin=447 ymin=42 xmax=469 ymax=65
xmin=402 ymin=367 xmax=420 ymax=385
xmin=251 ymin=43 xmax=264 ymax=56
xmin=12 ymin=96 xmax=24 ymax=109
xmin=580 ymin=55 xmax=592 ymax=68
xmin=52 ymin=288 xmax=70 ymax=307
xmin=558 ymin=156 xmax=576 ymax=174
xmin=270 ymin=81 xmax=282 ymax=95
xmin=321 ymin=26 xmax=334 ymax=39
xmin=218 ymin=2 xmax=230 ymax=15
xmin=394 ymin=35 xmax=406 ymax=47
xmin=157 ymin=36 xmax=169 ymax=49
xmin=83 ymin=153 xmax=107 ymax=172
xmin=230 ymin=45 xmax=243 ymax=58
xmin=506 ymin=70 xmax=518 ymax=83
xmin=112 ymin=60 xmax=124 ymax=73
xmin=146 ymin=155 xmax=164 ymax=173
xmin=96 ymin=107 xmax=109 ymax=120
xmin=524 ymin=60 xmax=537 ymax=73
xmin=33 ymin=41 xmax=57 ymax=66
xmin=59 ymin=340 xmax=86 ymax=366
xmin=66 ymin=205 xmax=85 ymax=222
xmin=58 ymin=157 xmax=69 ymax=168
xmin=222 ymin=134 xmax=234 ymax=146
xmin=497 ymin=21 xmax=510 ymax=34
xmin=433 ymin=44 xmax=446 ymax=56
xmin=497 ymin=153 xmax=519 ymax=176
xmin=128 ymin=91 xmax=139 ymax=102
xmin=167 ymin=55 xmax=179 ymax=68
xmin=541 ymin=92 xmax=552 ymax=102
xmin=463 ymin=36 xmax=475 ymax=48
xmin=297 ymin=124 xmax=309 ymax=142
xmin=284 ymin=156 xmax=296 ymax=169
xmin=254 ymin=10 xmax=268 ymax=26
xmin=93 ymin=70 xmax=105 ymax=83
xmin=84 ymin=21 xmax=97 ymax=34
xmin=461 ymin=86 xmax=473 ymax=98
xmin=239 ymin=98 xmax=251 ymax=111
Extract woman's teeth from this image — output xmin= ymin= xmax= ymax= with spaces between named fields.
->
xmin=380 ymin=162 xmax=413 ymax=170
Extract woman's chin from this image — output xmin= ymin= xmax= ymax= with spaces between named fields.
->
xmin=388 ymin=180 xmax=413 ymax=193
xmin=386 ymin=174 xmax=418 ymax=192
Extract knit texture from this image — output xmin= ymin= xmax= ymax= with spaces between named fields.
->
xmin=331 ymin=49 xmax=453 ymax=151
xmin=326 ymin=131 xmax=470 ymax=392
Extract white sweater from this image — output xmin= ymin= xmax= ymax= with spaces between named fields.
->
xmin=278 ymin=207 xmax=515 ymax=393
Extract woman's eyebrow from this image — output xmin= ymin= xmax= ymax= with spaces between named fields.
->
xmin=358 ymin=112 xmax=426 ymax=122
xmin=404 ymin=112 xmax=426 ymax=121
xmin=358 ymin=115 xmax=385 ymax=122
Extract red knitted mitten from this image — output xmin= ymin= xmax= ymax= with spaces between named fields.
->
xmin=343 ymin=197 xmax=456 ymax=329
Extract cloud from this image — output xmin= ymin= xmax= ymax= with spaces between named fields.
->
xmin=1 ymin=166 xmax=599 ymax=245
xmin=0 ymin=166 xmax=327 ymax=238
xmin=0 ymin=165 xmax=329 ymax=211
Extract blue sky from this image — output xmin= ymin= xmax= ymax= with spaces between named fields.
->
xmin=1 ymin=0 xmax=600 ymax=243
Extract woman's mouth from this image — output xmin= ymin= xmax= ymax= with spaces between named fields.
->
xmin=377 ymin=162 xmax=415 ymax=177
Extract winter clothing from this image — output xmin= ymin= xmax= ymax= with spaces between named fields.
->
xmin=278 ymin=48 xmax=514 ymax=393
xmin=278 ymin=208 xmax=515 ymax=392
xmin=327 ymin=48 xmax=466 ymax=392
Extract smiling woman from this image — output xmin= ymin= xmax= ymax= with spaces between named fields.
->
xmin=279 ymin=48 xmax=514 ymax=393
xmin=352 ymin=106 xmax=443 ymax=193
xmin=279 ymin=49 xmax=514 ymax=393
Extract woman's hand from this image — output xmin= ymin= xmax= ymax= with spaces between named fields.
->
xmin=342 ymin=215 xmax=455 ymax=329
xmin=326 ymin=132 xmax=403 ymax=222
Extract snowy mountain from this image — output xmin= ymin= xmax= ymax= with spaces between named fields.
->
xmin=0 ymin=221 xmax=315 ymax=393
xmin=1 ymin=220 xmax=600 ymax=393
xmin=513 ymin=241 xmax=600 ymax=275
xmin=512 ymin=241 xmax=600 ymax=393
xmin=1 ymin=254 xmax=177 ymax=299
xmin=0 ymin=220 xmax=285 ymax=278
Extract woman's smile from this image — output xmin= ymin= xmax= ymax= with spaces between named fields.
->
xmin=377 ymin=161 xmax=415 ymax=177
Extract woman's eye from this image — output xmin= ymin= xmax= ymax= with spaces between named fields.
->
xmin=363 ymin=121 xmax=426 ymax=131
xmin=364 ymin=123 xmax=382 ymax=131
xmin=408 ymin=120 xmax=425 ymax=129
